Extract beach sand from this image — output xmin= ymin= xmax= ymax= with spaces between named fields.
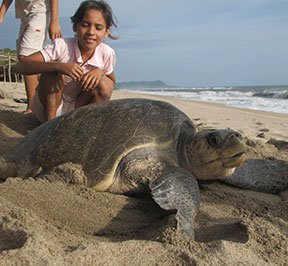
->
xmin=0 ymin=82 xmax=287 ymax=265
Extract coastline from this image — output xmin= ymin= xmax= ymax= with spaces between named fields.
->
xmin=112 ymin=89 xmax=288 ymax=141
xmin=0 ymin=82 xmax=287 ymax=265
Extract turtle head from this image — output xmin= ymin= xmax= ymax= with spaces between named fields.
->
xmin=184 ymin=129 xmax=246 ymax=180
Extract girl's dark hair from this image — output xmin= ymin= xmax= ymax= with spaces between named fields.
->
xmin=71 ymin=0 xmax=118 ymax=40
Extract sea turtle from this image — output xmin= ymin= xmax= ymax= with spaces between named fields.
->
xmin=11 ymin=99 xmax=287 ymax=238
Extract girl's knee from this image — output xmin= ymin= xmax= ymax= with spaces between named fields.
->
xmin=39 ymin=72 xmax=64 ymax=93
xmin=40 ymin=72 xmax=62 ymax=81
xmin=98 ymin=88 xmax=112 ymax=101
xmin=97 ymin=78 xmax=114 ymax=101
xmin=76 ymin=77 xmax=114 ymax=106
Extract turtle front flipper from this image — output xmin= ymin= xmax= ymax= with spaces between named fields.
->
xmin=149 ymin=165 xmax=200 ymax=240
xmin=224 ymin=159 xmax=288 ymax=194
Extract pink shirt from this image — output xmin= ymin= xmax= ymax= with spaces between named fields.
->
xmin=40 ymin=37 xmax=116 ymax=101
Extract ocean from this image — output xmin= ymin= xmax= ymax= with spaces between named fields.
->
xmin=124 ymin=85 xmax=288 ymax=115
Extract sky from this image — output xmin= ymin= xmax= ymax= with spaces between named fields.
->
xmin=0 ymin=0 xmax=288 ymax=86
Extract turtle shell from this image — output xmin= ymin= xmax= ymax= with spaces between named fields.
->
xmin=15 ymin=99 xmax=195 ymax=186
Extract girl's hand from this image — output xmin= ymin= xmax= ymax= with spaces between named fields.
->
xmin=81 ymin=68 xmax=104 ymax=91
xmin=57 ymin=63 xmax=83 ymax=81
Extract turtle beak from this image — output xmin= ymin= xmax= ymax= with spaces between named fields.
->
xmin=222 ymin=152 xmax=246 ymax=168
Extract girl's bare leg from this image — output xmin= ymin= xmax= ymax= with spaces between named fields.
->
xmin=37 ymin=72 xmax=64 ymax=121
xmin=75 ymin=76 xmax=114 ymax=108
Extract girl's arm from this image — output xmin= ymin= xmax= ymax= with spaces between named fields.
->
xmin=14 ymin=52 xmax=54 ymax=74
xmin=49 ymin=0 xmax=62 ymax=40
xmin=13 ymin=52 xmax=84 ymax=81
xmin=0 ymin=0 xmax=13 ymax=24
xmin=107 ymin=72 xmax=116 ymax=84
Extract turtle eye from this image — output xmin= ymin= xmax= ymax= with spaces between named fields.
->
xmin=207 ymin=132 xmax=218 ymax=148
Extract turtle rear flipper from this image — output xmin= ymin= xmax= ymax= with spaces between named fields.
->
xmin=150 ymin=165 xmax=200 ymax=240
xmin=224 ymin=159 xmax=288 ymax=194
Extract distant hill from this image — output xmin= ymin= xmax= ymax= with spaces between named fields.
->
xmin=116 ymin=80 xmax=172 ymax=89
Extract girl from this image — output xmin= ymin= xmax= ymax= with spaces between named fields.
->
xmin=14 ymin=0 xmax=117 ymax=123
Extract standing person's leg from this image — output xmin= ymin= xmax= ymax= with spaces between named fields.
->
xmin=17 ymin=13 xmax=48 ymax=114
xmin=75 ymin=76 xmax=114 ymax=108
xmin=23 ymin=74 xmax=38 ymax=113
xmin=18 ymin=55 xmax=38 ymax=114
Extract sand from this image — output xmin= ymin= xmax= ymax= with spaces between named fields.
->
xmin=0 ymin=82 xmax=287 ymax=265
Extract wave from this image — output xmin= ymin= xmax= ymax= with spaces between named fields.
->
xmin=124 ymin=85 xmax=288 ymax=114
xmin=252 ymin=89 xmax=288 ymax=100
xmin=131 ymin=86 xmax=234 ymax=93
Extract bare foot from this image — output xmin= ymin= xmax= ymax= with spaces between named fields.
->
xmin=22 ymin=108 xmax=32 ymax=115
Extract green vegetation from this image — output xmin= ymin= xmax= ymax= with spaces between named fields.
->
xmin=0 ymin=48 xmax=20 ymax=82
xmin=0 ymin=48 xmax=17 ymax=66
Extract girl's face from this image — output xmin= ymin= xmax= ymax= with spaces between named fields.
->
xmin=74 ymin=9 xmax=110 ymax=54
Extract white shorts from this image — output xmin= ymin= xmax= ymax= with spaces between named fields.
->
xmin=30 ymin=92 xmax=76 ymax=123
xmin=16 ymin=12 xmax=50 ymax=57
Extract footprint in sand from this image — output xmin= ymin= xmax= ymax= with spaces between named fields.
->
xmin=259 ymin=128 xmax=270 ymax=132
xmin=0 ymin=228 xmax=28 ymax=251
xmin=195 ymin=220 xmax=249 ymax=243
xmin=267 ymin=139 xmax=288 ymax=151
